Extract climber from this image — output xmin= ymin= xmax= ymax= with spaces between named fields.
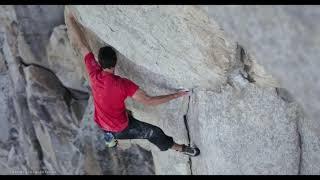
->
xmin=66 ymin=11 xmax=200 ymax=157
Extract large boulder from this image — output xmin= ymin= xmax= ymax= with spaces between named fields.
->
xmin=47 ymin=25 xmax=88 ymax=92
xmin=200 ymin=5 xmax=320 ymax=174
xmin=0 ymin=4 xmax=316 ymax=175
xmin=68 ymin=5 xmax=237 ymax=89
xmin=0 ymin=5 xmax=78 ymax=174
xmin=24 ymin=65 xmax=80 ymax=174
xmin=0 ymin=6 xmax=44 ymax=173
xmin=69 ymin=5 xmax=305 ymax=174
xmin=188 ymin=85 xmax=300 ymax=174
xmin=14 ymin=5 xmax=65 ymax=67
xmin=0 ymin=5 xmax=155 ymax=175
xmin=1 ymin=5 xmax=88 ymax=92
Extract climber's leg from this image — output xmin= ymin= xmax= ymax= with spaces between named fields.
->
xmin=109 ymin=114 xmax=200 ymax=156
xmin=111 ymin=114 xmax=175 ymax=151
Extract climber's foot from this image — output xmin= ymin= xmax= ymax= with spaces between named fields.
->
xmin=105 ymin=139 xmax=118 ymax=148
xmin=181 ymin=144 xmax=200 ymax=157
xmin=104 ymin=132 xmax=118 ymax=148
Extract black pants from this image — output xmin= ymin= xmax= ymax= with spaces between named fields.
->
xmin=104 ymin=115 xmax=174 ymax=151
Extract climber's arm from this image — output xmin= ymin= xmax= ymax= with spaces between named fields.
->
xmin=132 ymin=89 xmax=189 ymax=106
xmin=66 ymin=12 xmax=90 ymax=57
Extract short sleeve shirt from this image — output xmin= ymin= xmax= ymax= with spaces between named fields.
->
xmin=84 ymin=52 xmax=139 ymax=132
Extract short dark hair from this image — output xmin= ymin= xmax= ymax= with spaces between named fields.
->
xmin=98 ymin=46 xmax=117 ymax=69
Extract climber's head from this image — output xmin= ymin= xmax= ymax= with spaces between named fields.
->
xmin=98 ymin=46 xmax=117 ymax=70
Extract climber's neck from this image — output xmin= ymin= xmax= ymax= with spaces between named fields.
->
xmin=103 ymin=68 xmax=115 ymax=74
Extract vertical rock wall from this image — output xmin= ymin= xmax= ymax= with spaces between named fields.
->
xmin=0 ymin=5 xmax=154 ymax=175
xmin=69 ymin=5 xmax=307 ymax=175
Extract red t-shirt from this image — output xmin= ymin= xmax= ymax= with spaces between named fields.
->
xmin=84 ymin=52 xmax=139 ymax=132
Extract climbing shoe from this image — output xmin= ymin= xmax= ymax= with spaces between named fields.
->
xmin=104 ymin=132 xmax=118 ymax=148
xmin=105 ymin=139 xmax=118 ymax=148
xmin=181 ymin=145 xmax=200 ymax=157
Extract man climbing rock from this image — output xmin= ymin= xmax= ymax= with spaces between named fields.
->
xmin=66 ymin=11 xmax=200 ymax=157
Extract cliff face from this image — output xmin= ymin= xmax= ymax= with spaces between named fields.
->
xmin=0 ymin=5 xmax=318 ymax=175
xmin=69 ymin=5 xmax=306 ymax=175
xmin=0 ymin=5 xmax=153 ymax=175
xmin=200 ymin=5 xmax=320 ymax=174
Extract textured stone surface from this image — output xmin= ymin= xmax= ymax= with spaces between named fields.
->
xmin=24 ymin=65 xmax=80 ymax=174
xmin=70 ymin=5 xmax=237 ymax=90
xmin=200 ymin=5 xmax=320 ymax=174
xmin=0 ymin=5 xmax=154 ymax=175
xmin=64 ymin=9 xmax=189 ymax=173
xmin=188 ymin=85 xmax=300 ymax=174
xmin=14 ymin=5 xmax=65 ymax=66
xmin=202 ymin=6 xmax=320 ymax=121
xmin=117 ymin=56 xmax=191 ymax=174
xmin=47 ymin=25 xmax=87 ymax=92
xmin=0 ymin=5 xmax=87 ymax=94
xmin=70 ymin=5 xmax=306 ymax=175
xmin=0 ymin=52 xmax=7 ymax=72
xmin=0 ymin=4 xmax=317 ymax=175
xmin=0 ymin=73 xmax=10 ymax=143
xmin=0 ymin=8 xmax=44 ymax=173
xmin=0 ymin=70 xmax=15 ymax=174
xmin=78 ymin=96 xmax=155 ymax=175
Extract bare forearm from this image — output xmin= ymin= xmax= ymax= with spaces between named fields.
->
xmin=66 ymin=15 xmax=90 ymax=55
xmin=148 ymin=93 xmax=179 ymax=106
xmin=132 ymin=89 xmax=188 ymax=106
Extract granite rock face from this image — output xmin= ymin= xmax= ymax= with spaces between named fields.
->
xmin=0 ymin=51 xmax=7 ymax=72
xmin=14 ymin=5 xmax=65 ymax=67
xmin=0 ymin=5 xmax=154 ymax=175
xmin=69 ymin=5 xmax=309 ymax=175
xmin=24 ymin=65 xmax=81 ymax=174
xmin=200 ymin=5 xmax=320 ymax=174
xmin=0 ymin=5 xmax=317 ymax=175
xmin=69 ymin=5 xmax=237 ymax=89
xmin=188 ymin=85 xmax=300 ymax=174
xmin=47 ymin=25 xmax=88 ymax=92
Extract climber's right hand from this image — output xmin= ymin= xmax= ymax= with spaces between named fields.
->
xmin=65 ymin=9 xmax=91 ymax=57
xmin=174 ymin=90 xmax=190 ymax=98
